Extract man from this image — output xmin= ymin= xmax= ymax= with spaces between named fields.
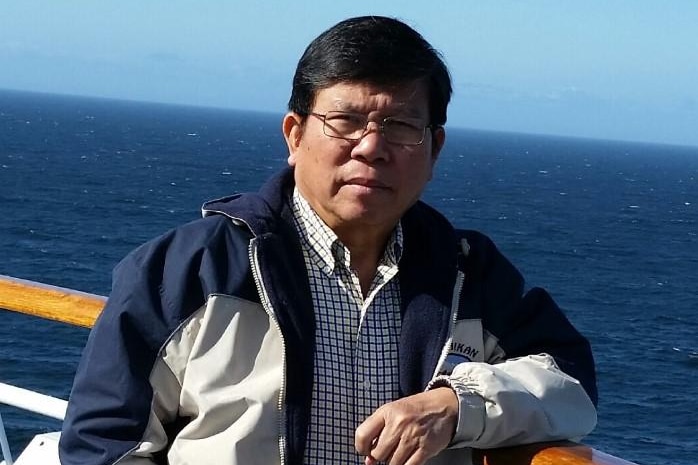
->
xmin=59 ymin=16 xmax=597 ymax=465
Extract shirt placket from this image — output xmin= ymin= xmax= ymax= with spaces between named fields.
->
xmin=354 ymin=262 xmax=401 ymax=429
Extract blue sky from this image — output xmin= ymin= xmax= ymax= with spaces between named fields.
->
xmin=1 ymin=1 xmax=696 ymax=147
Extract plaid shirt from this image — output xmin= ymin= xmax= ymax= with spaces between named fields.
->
xmin=291 ymin=189 xmax=403 ymax=465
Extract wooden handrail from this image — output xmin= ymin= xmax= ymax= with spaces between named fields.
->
xmin=0 ymin=274 xmax=638 ymax=464
xmin=0 ymin=274 xmax=105 ymax=328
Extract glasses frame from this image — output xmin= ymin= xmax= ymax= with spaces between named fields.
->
xmin=308 ymin=111 xmax=437 ymax=146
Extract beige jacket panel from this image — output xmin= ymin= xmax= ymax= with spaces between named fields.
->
xmin=116 ymin=294 xmax=285 ymax=465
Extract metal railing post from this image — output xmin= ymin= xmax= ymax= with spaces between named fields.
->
xmin=0 ymin=411 xmax=14 ymax=465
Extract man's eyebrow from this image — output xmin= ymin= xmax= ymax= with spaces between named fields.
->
xmin=331 ymin=103 xmax=426 ymax=118
xmin=329 ymin=102 xmax=363 ymax=112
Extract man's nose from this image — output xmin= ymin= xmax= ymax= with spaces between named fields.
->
xmin=351 ymin=122 xmax=389 ymax=162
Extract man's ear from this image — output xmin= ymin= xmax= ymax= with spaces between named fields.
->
xmin=430 ymin=126 xmax=446 ymax=164
xmin=283 ymin=112 xmax=303 ymax=167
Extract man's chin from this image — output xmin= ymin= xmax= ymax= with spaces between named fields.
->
xmin=334 ymin=206 xmax=402 ymax=230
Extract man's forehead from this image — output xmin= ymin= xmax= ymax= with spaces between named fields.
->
xmin=315 ymin=80 xmax=429 ymax=113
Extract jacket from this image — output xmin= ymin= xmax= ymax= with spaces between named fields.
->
xmin=59 ymin=168 xmax=597 ymax=465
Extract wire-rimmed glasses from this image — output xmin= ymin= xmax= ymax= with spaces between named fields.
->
xmin=309 ymin=111 xmax=434 ymax=146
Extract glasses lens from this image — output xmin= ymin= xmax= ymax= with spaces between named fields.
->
xmin=384 ymin=118 xmax=426 ymax=145
xmin=323 ymin=112 xmax=366 ymax=139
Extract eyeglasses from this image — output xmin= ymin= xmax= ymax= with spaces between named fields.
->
xmin=309 ymin=111 xmax=435 ymax=146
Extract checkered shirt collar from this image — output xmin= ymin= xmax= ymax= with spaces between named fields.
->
xmin=291 ymin=188 xmax=403 ymax=275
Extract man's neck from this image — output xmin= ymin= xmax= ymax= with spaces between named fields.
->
xmin=336 ymin=226 xmax=393 ymax=297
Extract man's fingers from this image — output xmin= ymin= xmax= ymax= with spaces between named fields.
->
xmin=403 ymin=448 xmax=430 ymax=465
xmin=382 ymin=440 xmax=417 ymax=465
xmin=364 ymin=429 xmax=402 ymax=464
xmin=355 ymin=411 xmax=386 ymax=456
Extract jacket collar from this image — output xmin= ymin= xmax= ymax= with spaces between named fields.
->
xmin=201 ymin=168 xmax=295 ymax=236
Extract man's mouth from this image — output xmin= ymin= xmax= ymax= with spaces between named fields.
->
xmin=345 ymin=177 xmax=389 ymax=189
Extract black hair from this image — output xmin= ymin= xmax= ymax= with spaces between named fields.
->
xmin=288 ymin=16 xmax=452 ymax=126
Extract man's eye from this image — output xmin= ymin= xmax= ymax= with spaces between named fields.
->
xmin=387 ymin=119 xmax=421 ymax=131
xmin=328 ymin=113 xmax=363 ymax=124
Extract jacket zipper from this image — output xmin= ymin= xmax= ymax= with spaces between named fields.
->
xmin=432 ymin=270 xmax=464 ymax=379
xmin=249 ymin=238 xmax=288 ymax=465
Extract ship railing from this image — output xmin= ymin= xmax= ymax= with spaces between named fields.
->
xmin=0 ymin=274 xmax=100 ymax=465
xmin=0 ymin=274 xmax=639 ymax=465
xmin=0 ymin=382 xmax=68 ymax=465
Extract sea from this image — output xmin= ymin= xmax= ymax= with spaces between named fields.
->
xmin=0 ymin=89 xmax=696 ymax=465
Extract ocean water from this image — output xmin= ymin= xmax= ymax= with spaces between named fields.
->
xmin=1 ymin=89 xmax=696 ymax=465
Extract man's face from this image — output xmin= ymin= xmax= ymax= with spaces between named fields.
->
xmin=283 ymin=81 xmax=445 ymax=239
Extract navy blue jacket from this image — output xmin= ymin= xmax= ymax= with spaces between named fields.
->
xmin=59 ymin=168 xmax=597 ymax=465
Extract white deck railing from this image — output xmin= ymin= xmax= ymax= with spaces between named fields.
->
xmin=0 ymin=382 xmax=67 ymax=465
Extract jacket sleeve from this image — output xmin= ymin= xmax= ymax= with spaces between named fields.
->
xmin=58 ymin=238 xmax=185 ymax=465
xmin=59 ymin=217 xmax=249 ymax=465
xmin=433 ymin=231 xmax=597 ymax=448
xmin=431 ymin=353 xmax=596 ymax=448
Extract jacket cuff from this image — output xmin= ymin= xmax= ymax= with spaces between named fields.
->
xmin=427 ymin=375 xmax=485 ymax=445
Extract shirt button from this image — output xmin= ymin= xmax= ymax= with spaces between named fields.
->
xmin=363 ymin=379 xmax=371 ymax=389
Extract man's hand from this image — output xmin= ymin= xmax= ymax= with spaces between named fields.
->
xmin=355 ymin=387 xmax=458 ymax=465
